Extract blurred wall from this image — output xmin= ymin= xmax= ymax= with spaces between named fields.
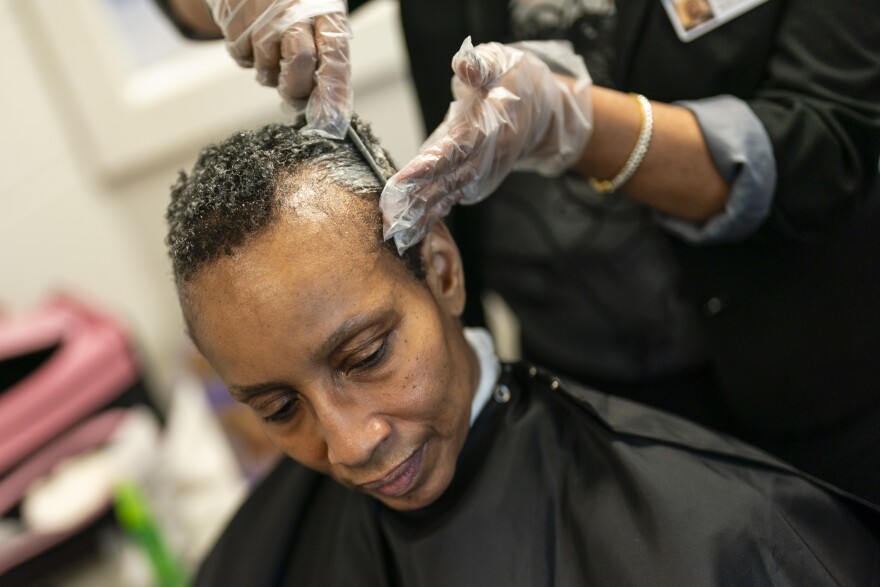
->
xmin=0 ymin=0 xmax=424 ymax=402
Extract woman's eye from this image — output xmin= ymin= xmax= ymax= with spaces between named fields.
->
xmin=259 ymin=395 xmax=299 ymax=423
xmin=346 ymin=337 xmax=390 ymax=375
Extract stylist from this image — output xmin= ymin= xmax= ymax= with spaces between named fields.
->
xmin=158 ymin=0 xmax=880 ymax=504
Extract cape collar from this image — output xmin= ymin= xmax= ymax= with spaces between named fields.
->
xmin=463 ymin=328 xmax=501 ymax=426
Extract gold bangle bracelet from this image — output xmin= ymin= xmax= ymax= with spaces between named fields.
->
xmin=590 ymin=93 xmax=654 ymax=194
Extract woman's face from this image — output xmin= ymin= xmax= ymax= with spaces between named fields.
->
xmin=184 ymin=215 xmax=478 ymax=511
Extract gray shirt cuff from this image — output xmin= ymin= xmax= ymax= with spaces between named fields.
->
xmin=656 ymin=95 xmax=777 ymax=245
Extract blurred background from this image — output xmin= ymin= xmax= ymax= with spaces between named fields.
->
xmin=0 ymin=0 xmax=447 ymax=584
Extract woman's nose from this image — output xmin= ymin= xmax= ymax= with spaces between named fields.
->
xmin=322 ymin=411 xmax=392 ymax=468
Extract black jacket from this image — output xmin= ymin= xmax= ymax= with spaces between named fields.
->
xmin=196 ymin=363 xmax=880 ymax=586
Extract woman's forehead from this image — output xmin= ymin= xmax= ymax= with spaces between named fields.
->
xmin=201 ymin=216 xmax=382 ymax=294
xmin=184 ymin=218 xmax=403 ymax=345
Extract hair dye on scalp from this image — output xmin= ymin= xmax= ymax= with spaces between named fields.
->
xmin=165 ymin=115 xmax=425 ymax=287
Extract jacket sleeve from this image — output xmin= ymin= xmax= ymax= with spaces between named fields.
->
xmin=658 ymin=95 xmax=776 ymax=245
xmin=745 ymin=0 xmax=880 ymax=241
xmin=153 ymin=0 xmax=222 ymax=40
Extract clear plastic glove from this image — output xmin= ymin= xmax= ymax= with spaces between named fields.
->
xmin=381 ymin=37 xmax=593 ymax=253
xmin=206 ymin=0 xmax=352 ymax=138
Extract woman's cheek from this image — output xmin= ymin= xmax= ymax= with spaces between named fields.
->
xmin=399 ymin=343 xmax=449 ymax=417
xmin=273 ymin=422 xmax=328 ymax=473
xmin=392 ymin=304 xmax=454 ymax=417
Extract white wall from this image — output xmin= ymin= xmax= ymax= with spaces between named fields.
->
xmin=0 ymin=0 xmax=425 ymax=401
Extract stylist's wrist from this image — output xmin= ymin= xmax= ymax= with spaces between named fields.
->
xmin=571 ymin=87 xmax=729 ymax=221
xmin=569 ymin=86 xmax=642 ymax=181
xmin=167 ymin=0 xmax=222 ymax=37
xmin=516 ymin=68 xmax=593 ymax=175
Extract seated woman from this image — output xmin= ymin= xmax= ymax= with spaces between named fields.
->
xmin=165 ymin=117 xmax=879 ymax=586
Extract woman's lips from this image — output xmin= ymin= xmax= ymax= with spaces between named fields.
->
xmin=360 ymin=443 xmax=427 ymax=498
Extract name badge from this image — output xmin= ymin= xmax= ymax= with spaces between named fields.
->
xmin=661 ymin=0 xmax=770 ymax=42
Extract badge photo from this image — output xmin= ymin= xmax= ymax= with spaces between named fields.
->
xmin=661 ymin=0 xmax=770 ymax=42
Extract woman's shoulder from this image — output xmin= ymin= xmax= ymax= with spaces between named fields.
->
xmin=194 ymin=458 xmax=321 ymax=586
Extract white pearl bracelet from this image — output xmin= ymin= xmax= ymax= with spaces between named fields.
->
xmin=590 ymin=93 xmax=654 ymax=194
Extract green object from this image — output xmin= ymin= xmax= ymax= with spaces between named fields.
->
xmin=113 ymin=481 xmax=188 ymax=587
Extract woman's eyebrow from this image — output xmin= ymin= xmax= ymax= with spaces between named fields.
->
xmin=229 ymin=381 xmax=287 ymax=401
xmin=229 ymin=309 xmax=395 ymax=400
xmin=316 ymin=308 xmax=395 ymax=358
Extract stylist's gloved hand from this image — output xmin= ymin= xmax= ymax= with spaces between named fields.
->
xmin=206 ymin=0 xmax=352 ymax=138
xmin=381 ymin=37 xmax=593 ymax=252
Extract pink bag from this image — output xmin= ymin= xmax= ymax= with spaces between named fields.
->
xmin=0 ymin=295 xmax=155 ymax=585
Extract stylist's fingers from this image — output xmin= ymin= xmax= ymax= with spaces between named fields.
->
xmin=398 ymin=136 xmax=474 ymax=183
xmin=278 ymin=21 xmax=317 ymax=100
xmin=393 ymin=155 xmax=481 ymax=208
xmin=313 ymin=13 xmax=350 ymax=85
xmin=382 ymin=135 xmax=483 ymax=244
xmin=395 ymin=117 xmax=485 ymax=184
xmin=222 ymin=0 xmax=280 ymax=68
xmin=381 ymin=167 xmax=478 ymax=252
xmin=226 ymin=33 xmax=256 ymax=68
xmin=404 ymin=187 xmax=461 ymax=243
xmin=303 ymin=12 xmax=352 ymax=138
xmin=451 ymin=37 xmax=524 ymax=91
xmin=381 ymin=106 xmax=487 ymax=250
xmin=252 ymin=24 xmax=282 ymax=87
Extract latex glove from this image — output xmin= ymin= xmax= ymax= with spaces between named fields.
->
xmin=381 ymin=37 xmax=593 ymax=252
xmin=206 ymin=0 xmax=352 ymax=138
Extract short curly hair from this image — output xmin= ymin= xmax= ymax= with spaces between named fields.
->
xmin=165 ymin=115 xmax=425 ymax=286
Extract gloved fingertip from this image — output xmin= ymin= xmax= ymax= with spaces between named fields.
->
xmin=231 ymin=54 xmax=255 ymax=69
xmin=393 ymin=231 xmax=417 ymax=255
xmin=451 ymin=36 xmax=490 ymax=88
xmin=301 ymin=122 xmax=347 ymax=141
xmin=380 ymin=183 xmax=417 ymax=247
xmin=382 ymin=218 xmax=423 ymax=255
xmin=381 ymin=218 xmax=402 ymax=243
xmin=226 ymin=38 xmax=255 ymax=68
xmin=280 ymin=97 xmax=307 ymax=118
xmin=256 ymin=68 xmax=279 ymax=88
xmin=386 ymin=176 xmax=418 ymax=196
xmin=302 ymin=103 xmax=350 ymax=141
xmin=381 ymin=216 xmax=412 ymax=253
xmin=460 ymin=35 xmax=475 ymax=54
xmin=380 ymin=179 xmax=409 ymax=210
xmin=301 ymin=84 xmax=352 ymax=141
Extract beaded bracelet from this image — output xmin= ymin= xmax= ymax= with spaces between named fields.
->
xmin=590 ymin=93 xmax=654 ymax=194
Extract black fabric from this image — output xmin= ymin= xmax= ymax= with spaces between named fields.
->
xmin=196 ymin=364 xmax=880 ymax=587
xmin=0 ymin=344 xmax=59 ymax=393
xmin=671 ymin=176 xmax=880 ymax=503
xmin=480 ymin=170 xmax=708 ymax=382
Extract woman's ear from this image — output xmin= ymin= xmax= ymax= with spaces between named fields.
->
xmin=419 ymin=222 xmax=466 ymax=318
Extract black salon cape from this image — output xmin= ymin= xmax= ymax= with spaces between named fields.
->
xmin=196 ymin=364 xmax=880 ymax=586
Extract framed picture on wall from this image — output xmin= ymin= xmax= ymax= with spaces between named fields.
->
xmin=13 ymin=0 xmax=289 ymax=180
